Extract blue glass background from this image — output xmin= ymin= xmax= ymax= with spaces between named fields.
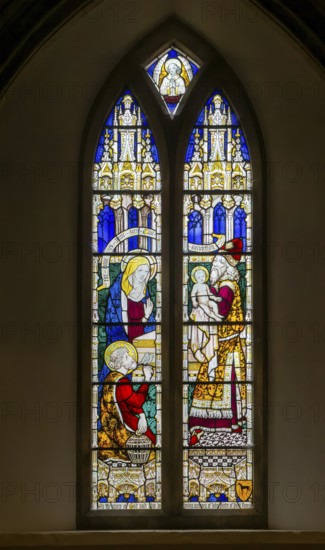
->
xmin=196 ymin=90 xmax=240 ymax=126
xmin=234 ymin=206 xmax=247 ymax=252
xmin=188 ymin=210 xmax=203 ymax=245
xmin=94 ymin=91 xmax=161 ymax=165
xmin=98 ymin=205 xmax=115 ymax=253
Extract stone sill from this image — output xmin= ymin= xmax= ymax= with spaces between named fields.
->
xmin=0 ymin=531 xmax=325 ymax=548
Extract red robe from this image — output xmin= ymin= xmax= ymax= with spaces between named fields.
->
xmin=116 ymin=377 xmax=156 ymax=444
xmin=127 ymin=298 xmax=145 ymax=342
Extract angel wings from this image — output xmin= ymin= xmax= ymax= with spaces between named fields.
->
xmin=153 ymin=53 xmax=193 ymax=98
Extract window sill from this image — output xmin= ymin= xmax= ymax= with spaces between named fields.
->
xmin=0 ymin=530 xmax=324 ymax=548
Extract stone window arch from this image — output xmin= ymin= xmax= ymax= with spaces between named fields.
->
xmin=79 ymin=17 xmax=266 ymax=530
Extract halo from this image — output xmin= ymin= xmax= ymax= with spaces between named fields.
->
xmin=104 ymin=341 xmax=138 ymax=368
xmin=165 ymin=58 xmax=182 ymax=71
xmin=191 ymin=265 xmax=209 ymax=283
xmin=120 ymin=251 xmax=157 ymax=280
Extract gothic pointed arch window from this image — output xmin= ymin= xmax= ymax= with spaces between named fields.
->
xmin=79 ymin=19 xmax=266 ymax=530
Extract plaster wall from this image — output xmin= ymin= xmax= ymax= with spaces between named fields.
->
xmin=0 ymin=0 xmax=324 ymax=531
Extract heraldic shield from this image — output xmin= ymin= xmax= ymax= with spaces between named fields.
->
xmin=235 ymin=480 xmax=253 ymax=502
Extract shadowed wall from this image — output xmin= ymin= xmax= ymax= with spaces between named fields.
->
xmin=0 ymin=0 xmax=324 ymax=533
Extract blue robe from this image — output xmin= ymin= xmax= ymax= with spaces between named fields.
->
xmin=98 ymin=273 xmax=156 ymax=386
xmin=105 ymin=272 xmax=155 ymax=344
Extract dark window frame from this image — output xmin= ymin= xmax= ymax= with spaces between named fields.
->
xmin=77 ymin=17 xmax=267 ymax=530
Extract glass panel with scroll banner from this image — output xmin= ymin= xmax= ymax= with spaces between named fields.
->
xmin=183 ymin=90 xmax=254 ymax=509
xmin=91 ymin=91 xmax=162 ymax=509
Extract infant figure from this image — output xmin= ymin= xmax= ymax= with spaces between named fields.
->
xmin=191 ymin=266 xmax=221 ymax=321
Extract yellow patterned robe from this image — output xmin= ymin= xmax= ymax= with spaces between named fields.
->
xmin=98 ymin=371 xmax=132 ymax=461
xmin=190 ymin=279 xmax=246 ymax=424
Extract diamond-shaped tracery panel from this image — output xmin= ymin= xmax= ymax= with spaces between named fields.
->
xmin=145 ymin=46 xmax=200 ymax=117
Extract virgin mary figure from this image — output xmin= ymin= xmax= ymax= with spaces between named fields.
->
xmin=105 ymin=255 xmax=155 ymax=345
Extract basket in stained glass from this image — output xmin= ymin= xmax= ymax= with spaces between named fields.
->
xmin=126 ymin=433 xmax=152 ymax=464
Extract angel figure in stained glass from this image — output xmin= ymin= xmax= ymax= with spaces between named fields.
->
xmin=98 ymin=481 xmax=108 ymax=503
xmin=160 ymin=59 xmax=186 ymax=98
xmin=154 ymin=55 xmax=192 ymax=103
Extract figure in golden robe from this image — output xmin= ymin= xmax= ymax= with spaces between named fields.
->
xmin=98 ymin=341 xmax=155 ymax=461
xmin=189 ymin=239 xmax=247 ymax=442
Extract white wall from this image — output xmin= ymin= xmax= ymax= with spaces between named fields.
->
xmin=0 ymin=0 xmax=324 ymax=531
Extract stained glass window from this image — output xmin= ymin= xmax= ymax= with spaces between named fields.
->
xmin=83 ymin=31 xmax=264 ymax=528
xmin=183 ymin=90 xmax=253 ymax=508
xmin=92 ymin=90 xmax=162 ymax=509
xmin=145 ymin=46 xmax=200 ymax=117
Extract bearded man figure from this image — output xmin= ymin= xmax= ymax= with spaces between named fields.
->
xmin=189 ymin=239 xmax=247 ymax=443
xmin=98 ymin=341 xmax=156 ymax=461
